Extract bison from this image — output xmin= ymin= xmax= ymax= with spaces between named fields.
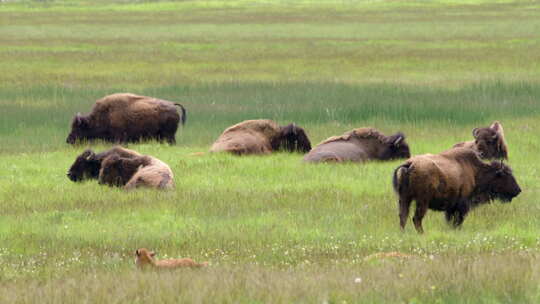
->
xmin=210 ymin=119 xmax=311 ymax=155
xmin=453 ymin=121 xmax=508 ymax=159
xmin=303 ymin=127 xmax=410 ymax=163
xmin=98 ymin=153 xmax=174 ymax=190
xmin=392 ymin=147 xmax=521 ymax=233
xmin=67 ymin=146 xmax=141 ymax=182
xmin=135 ymin=248 xmax=208 ymax=269
xmin=66 ymin=93 xmax=187 ymax=145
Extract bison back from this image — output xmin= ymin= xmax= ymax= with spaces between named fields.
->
xmin=210 ymin=131 xmax=272 ymax=155
xmin=304 ymin=141 xmax=368 ymax=163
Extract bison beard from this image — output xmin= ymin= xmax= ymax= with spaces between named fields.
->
xmin=392 ymin=148 xmax=521 ymax=233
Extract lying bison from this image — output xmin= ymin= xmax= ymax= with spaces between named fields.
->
xmin=67 ymin=146 xmax=141 ymax=182
xmin=66 ymin=93 xmax=187 ymax=145
xmin=393 ymin=147 xmax=521 ymax=233
xmin=304 ymin=127 xmax=410 ymax=163
xmin=99 ymin=154 xmax=174 ymax=190
xmin=210 ymin=119 xmax=311 ymax=155
xmin=453 ymin=121 xmax=508 ymax=159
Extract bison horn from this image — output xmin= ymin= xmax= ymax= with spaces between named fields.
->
xmin=490 ymin=121 xmax=503 ymax=133
xmin=292 ymin=123 xmax=297 ymax=135
xmin=472 ymin=128 xmax=480 ymax=138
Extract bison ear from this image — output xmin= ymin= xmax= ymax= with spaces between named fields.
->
xmin=150 ymin=251 xmax=156 ymax=257
xmin=472 ymin=128 xmax=480 ymax=139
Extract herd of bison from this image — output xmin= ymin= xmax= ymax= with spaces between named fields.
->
xmin=66 ymin=93 xmax=521 ymax=234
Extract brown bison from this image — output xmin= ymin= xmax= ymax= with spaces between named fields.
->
xmin=135 ymin=248 xmax=208 ymax=269
xmin=453 ymin=121 xmax=508 ymax=159
xmin=393 ymin=148 xmax=521 ymax=233
xmin=303 ymin=127 xmax=410 ymax=163
xmin=67 ymin=146 xmax=141 ymax=182
xmin=98 ymin=153 xmax=174 ymax=190
xmin=66 ymin=93 xmax=186 ymax=144
xmin=210 ymin=119 xmax=311 ymax=155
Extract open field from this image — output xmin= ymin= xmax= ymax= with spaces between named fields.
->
xmin=1 ymin=0 xmax=540 ymax=303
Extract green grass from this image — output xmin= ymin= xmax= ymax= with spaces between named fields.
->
xmin=1 ymin=0 xmax=540 ymax=303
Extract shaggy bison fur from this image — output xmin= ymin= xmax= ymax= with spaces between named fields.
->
xmin=210 ymin=119 xmax=311 ymax=155
xmin=66 ymin=93 xmax=186 ymax=145
xmin=453 ymin=121 xmax=508 ymax=159
xmin=67 ymin=146 xmax=141 ymax=182
xmin=393 ymin=148 xmax=521 ymax=233
xmin=98 ymin=154 xmax=174 ymax=190
xmin=303 ymin=127 xmax=410 ymax=163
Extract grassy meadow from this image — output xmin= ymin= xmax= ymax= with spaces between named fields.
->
xmin=1 ymin=0 xmax=540 ymax=303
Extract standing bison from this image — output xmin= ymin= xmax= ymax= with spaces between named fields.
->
xmin=453 ymin=121 xmax=508 ymax=159
xmin=98 ymin=153 xmax=174 ymax=190
xmin=393 ymin=148 xmax=521 ymax=233
xmin=303 ymin=127 xmax=410 ymax=163
xmin=67 ymin=146 xmax=141 ymax=182
xmin=66 ymin=93 xmax=187 ymax=144
xmin=210 ymin=119 xmax=311 ymax=155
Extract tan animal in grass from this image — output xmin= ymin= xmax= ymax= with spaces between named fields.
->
xmin=98 ymin=153 xmax=174 ymax=190
xmin=210 ymin=119 xmax=311 ymax=155
xmin=135 ymin=248 xmax=208 ymax=269
xmin=452 ymin=121 xmax=508 ymax=159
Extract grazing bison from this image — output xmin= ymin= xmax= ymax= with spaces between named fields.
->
xmin=135 ymin=248 xmax=208 ymax=269
xmin=67 ymin=146 xmax=141 ymax=182
xmin=210 ymin=119 xmax=311 ymax=155
xmin=303 ymin=127 xmax=410 ymax=163
xmin=392 ymin=148 xmax=521 ymax=233
xmin=98 ymin=153 xmax=174 ymax=190
xmin=66 ymin=93 xmax=187 ymax=144
xmin=453 ymin=121 xmax=508 ymax=159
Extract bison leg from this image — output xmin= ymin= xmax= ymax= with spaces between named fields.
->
xmin=453 ymin=202 xmax=470 ymax=228
xmin=412 ymin=201 xmax=428 ymax=234
xmin=398 ymin=196 xmax=412 ymax=231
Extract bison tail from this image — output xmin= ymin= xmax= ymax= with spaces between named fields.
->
xmin=174 ymin=103 xmax=187 ymax=125
xmin=392 ymin=162 xmax=411 ymax=195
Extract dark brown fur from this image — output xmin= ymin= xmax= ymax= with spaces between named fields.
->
xmin=98 ymin=155 xmax=152 ymax=187
xmin=210 ymin=119 xmax=311 ymax=155
xmin=66 ymin=93 xmax=187 ymax=145
xmin=304 ymin=127 xmax=410 ymax=163
xmin=67 ymin=146 xmax=141 ymax=182
xmin=453 ymin=121 xmax=508 ymax=159
xmin=393 ymin=148 xmax=521 ymax=233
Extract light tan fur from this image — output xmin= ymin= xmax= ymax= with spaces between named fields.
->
xmin=123 ymin=156 xmax=174 ymax=190
xmin=210 ymin=119 xmax=282 ymax=155
xmin=452 ymin=121 xmax=508 ymax=159
xmin=135 ymin=248 xmax=208 ymax=269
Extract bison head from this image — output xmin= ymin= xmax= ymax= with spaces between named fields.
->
xmin=472 ymin=121 xmax=508 ymax=160
xmin=67 ymin=149 xmax=100 ymax=182
xmin=273 ymin=123 xmax=312 ymax=153
xmin=482 ymin=161 xmax=521 ymax=203
xmin=66 ymin=113 xmax=91 ymax=144
xmin=380 ymin=132 xmax=411 ymax=160
xmin=99 ymin=155 xmax=149 ymax=187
